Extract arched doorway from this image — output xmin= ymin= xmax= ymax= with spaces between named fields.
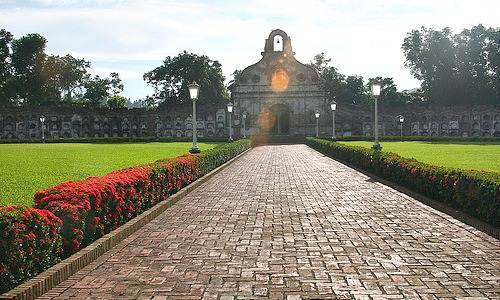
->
xmin=270 ymin=103 xmax=290 ymax=135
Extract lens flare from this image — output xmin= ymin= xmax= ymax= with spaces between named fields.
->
xmin=271 ymin=69 xmax=289 ymax=92
xmin=257 ymin=106 xmax=276 ymax=130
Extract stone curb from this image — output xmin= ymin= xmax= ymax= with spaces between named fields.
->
xmin=0 ymin=149 xmax=251 ymax=300
xmin=309 ymin=146 xmax=500 ymax=241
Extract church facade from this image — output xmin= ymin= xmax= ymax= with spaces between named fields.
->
xmin=233 ymin=29 xmax=326 ymax=136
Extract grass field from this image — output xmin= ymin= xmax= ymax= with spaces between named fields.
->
xmin=0 ymin=142 xmax=219 ymax=206
xmin=339 ymin=141 xmax=500 ymax=172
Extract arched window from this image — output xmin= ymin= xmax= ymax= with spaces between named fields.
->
xmin=273 ymin=35 xmax=283 ymax=52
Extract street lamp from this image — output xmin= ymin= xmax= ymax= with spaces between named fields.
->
xmin=330 ymin=100 xmax=337 ymax=140
xmin=155 ymin=116 xmax=160 ymax=138
xmin=396 ymin=115 xmax=404 ymax=140
xmin=39 ymin=115 xmax=46 ymax=143
xmin=315 ymin=110 xmax=320 ymax=137
xmin=227 ymin=102 xmax=233 ymax=141
xmin=188 ymin=81 xmax=200 ymax=153
xmin=371 ymin=81 xmax=382 ymax=151
xmin=242 ymin=112 xmax=247 ymax=138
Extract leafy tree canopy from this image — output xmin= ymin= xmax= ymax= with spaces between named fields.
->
xmin=107 ymin=94 xmax=128 ymax=110
xmin=144 ymin=51 xmax=228 ymax=108
xmin=309 ymin=53 xmax=369 ymax=106
xmin=0 ymin=28 xmax=125 ymax=108
xmin=84 ymin=72 xmax=123 ymax=108
xmin=402 ymin=24 xmax=500 ymax=106
xmin=227 ymin=69 xmax=242 ymax=95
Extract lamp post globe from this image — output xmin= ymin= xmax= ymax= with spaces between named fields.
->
xmin=371 ymin=81 xmax=382 ymax=151
xmin=188 ymin=82 xmax=200 ymax=100
xmin=315 ymin=110 xmax=320 ymax=137
xmin=227 ymin=102 xmax=234 ymax=141
xmin=242 ymin=112 xmax=247 ymax=138
xmin=330 ymin=100 xmax=337 ymax=140
xmin=188 ymin=81 xmax=201 ymax=153
xmin=39 ymin=115 xmax=46 ymax=143
xmin=396 ymin=114 xmax=404 ymax=140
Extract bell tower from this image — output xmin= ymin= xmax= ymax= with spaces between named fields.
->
xmin=262 ymin=29 xmax=294 ymax=56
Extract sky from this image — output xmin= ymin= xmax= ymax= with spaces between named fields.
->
xmin=1 ymin=0 xmax=499 ymax=100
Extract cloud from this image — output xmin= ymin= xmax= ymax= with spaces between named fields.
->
xmin=1 ymin=0 xmax=499 ymax=99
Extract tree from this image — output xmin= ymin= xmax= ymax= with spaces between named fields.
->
xmin=402 ymin=25 xmax=500 ymax=106
xmin=227 ymin=69 xmax=242 ymax=94
xmin=309 ymin=52 xmax=332 ymax=74
xmin=144 ymin=51 xmax=228 ymax=107
xmin=83 ymin=72 xmax=123 ymax=108
xmin=309 ymin=53 xmax=369 ymax=106
xmin=107 ymin=95 xmax=128 ymax=109
xmin=11 ymin=33 xmax=48 ymax=106
xmin=0 ymin=29 xmax=15 ymax=107
xmin=309 ymin=53 xmax=345 ymax=103
xmin=0 ymin=28 xmax=128 ymax=108
xmin=341 ymin=75 xmax=369 ymax=106
xmin=486 ymin=28 xmax=500 ymax=99
xmin=57 ymin=55 xmax=90 ymax=102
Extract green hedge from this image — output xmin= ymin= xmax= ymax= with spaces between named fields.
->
xmin=306 ymin=137 xmax=500 ymax=227
xmin=197 ymin=140 xmax=251 ymax=174
xmin=332 ymin=135 xmax=500 ymax=142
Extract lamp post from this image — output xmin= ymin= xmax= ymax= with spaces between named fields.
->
xmin=242 ymin=112 xmax=247 ymax=138
xmin=155 ymin=116 xmax=160 ymax=138
xmin=396 ymin=114 xmax=404 ymax=140
xmin=39 ymin=115 xmax=46 ymax=143
xmin=315 ymin=110 xmax=320 ymax=137
xmin=227 ymin=102 xmax=233 ymax=141
xmin=188 ymin=81 xmax=200 ymax=153
xmin=371 ymin=81 xmax=382 ymax=151
xmin=330 ymin=100 xmax=337 ymax=140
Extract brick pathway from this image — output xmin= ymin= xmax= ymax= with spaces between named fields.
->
xmin=41 ymin=145 xmax=499 ymax=299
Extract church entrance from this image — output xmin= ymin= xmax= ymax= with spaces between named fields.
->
xmin=270 ymin=103 xmax=290 ymax=135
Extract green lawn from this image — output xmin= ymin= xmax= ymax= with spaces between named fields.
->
xmin=339 ymin=141 xmax=500 ymax=172
xmin=0 ymin=142 xmax=218 ymax=206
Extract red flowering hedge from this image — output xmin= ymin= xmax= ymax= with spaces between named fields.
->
xmin=306 ymin=138 xmax=500 ymax=227
xmin=0 ymin=206 xmax=62 ymax=293
xmin=34 ymin=140 xmax=250 ymax=257
xmin=0 ymin=140 xmax=250 ymax=293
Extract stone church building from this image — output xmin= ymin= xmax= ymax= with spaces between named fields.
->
xmin=233 ymin=29 xmax=326 ymax=136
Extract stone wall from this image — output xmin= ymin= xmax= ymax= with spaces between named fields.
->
xmin=0 ymin=106 xmax=228 ymax=140
xmin=310 ymin=104 xmax=500 ymax=137
xmin=1 ymin=104 xmax=498 ymax=140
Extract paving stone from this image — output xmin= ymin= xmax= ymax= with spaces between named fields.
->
xmin=41 ymin=145 xmax=500 ymax=299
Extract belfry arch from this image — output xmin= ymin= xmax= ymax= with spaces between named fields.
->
xmin=233 ymin=29 xmax=326 ymax=136
xmin=273 ymin=35 xmax=283 ymax=51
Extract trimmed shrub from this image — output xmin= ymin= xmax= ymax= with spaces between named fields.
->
xmin=306 ymin=137 xmax=500 ymax=227
xmin=198 ymin=139 xmax=251 ymax=173
xmin=34 ymin=166 xmax=154 ymax=256
xmin=0 ymin=206 xmax=62 ymax=293
xmin=33 ymin=140 xmax=250 ymax=256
